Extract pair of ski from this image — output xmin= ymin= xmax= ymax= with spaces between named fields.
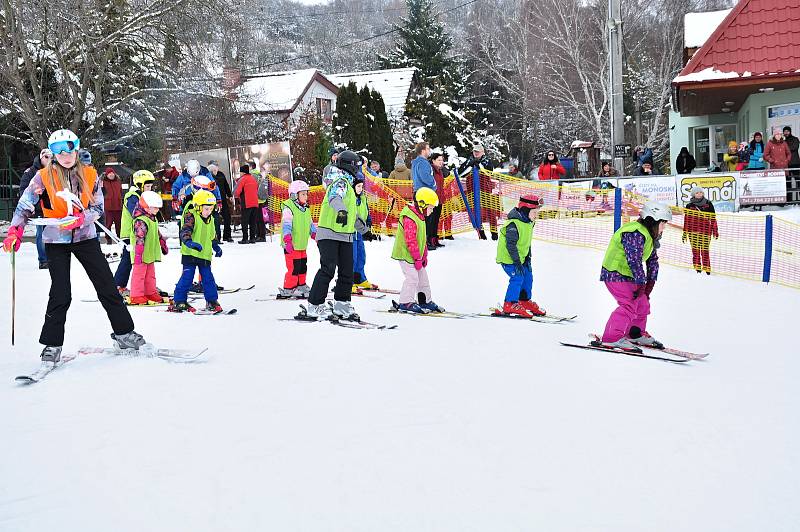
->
xmin=15 ymin=345 xmax=209 ymax=385
xmin=382 ymin=300 xmax=476 ymax=319
xmin=283 ymin=304 xmax=397 ymax=330
xmin=80 ymin=285 xmax=254 ymax=304
xmin=383 ymin=302 xmax=577 ymax=323
xmin=561 ymin=334 xmax=708 ymax=363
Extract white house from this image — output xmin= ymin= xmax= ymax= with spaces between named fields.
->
xmin=233 ymin=68 xmax=339 ymax=125
xmin=328 ymin=67 xmax=419 ymax=119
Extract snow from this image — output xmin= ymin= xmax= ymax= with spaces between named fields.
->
xmin=236 ymin=69 xmax=322 ymax=113
xmin=673 ymin=66 xmax=741 ymax=84
xmin=328 ymin=68 xmax=417 ymax=118
xmin=684 ymin=9 xmax=731 ymax=49
xmin=1 ymin=227 xmax=799 ymax=531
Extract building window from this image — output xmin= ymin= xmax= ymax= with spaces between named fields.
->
xmin=316 ymin=98 xmax=332 ymax=122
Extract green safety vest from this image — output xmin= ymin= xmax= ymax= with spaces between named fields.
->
xmin=281 ymin=199 xmax=312 ymax=251
xmin=180 ymin=210 xmax=215 ymax=261
xmin=496 ymin=217 xmax=534 ymax=265
xmin=602 ymin=221 xmax=653 ymax=278
xmin=133 ymin=214 xmax=162 ymax=264
xmin=318 ymin=177 xmax=356 ymax=234
xmin=120 ymin=187 xmax=140 ymax=240
xmin=391 ymin=205 xmax=426 ymax=264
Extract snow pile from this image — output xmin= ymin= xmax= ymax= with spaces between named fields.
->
xmin=328 ymin=68 xmax=417 ymax=118
xmin=684 ymin=9 xmax=731 ymax=49
xmin=673 ymin=66 xmax=742 ymax=84
xmin=1 ymin=233 xmax=798 ymax=531
xmin=236 ymin=69 xmax=320 ymax=113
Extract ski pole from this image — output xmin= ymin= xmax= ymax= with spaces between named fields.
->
xmin=11 ymin=248 xmax=15 ymax=346
xmin=95 ymin=220 xmax=130 ymax=250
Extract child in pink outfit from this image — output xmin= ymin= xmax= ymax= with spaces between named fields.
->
xmin=130 ymin=191 xmax=169 ymax=305
xmin=391 ymin=187 xmax=445 ymax=313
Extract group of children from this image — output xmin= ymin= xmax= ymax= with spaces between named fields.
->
xmin=110 ymin=144 xmax=674 ymax=356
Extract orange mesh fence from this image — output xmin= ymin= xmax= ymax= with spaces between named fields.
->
xmin=262 ymin=171 xmax=799 ymax=290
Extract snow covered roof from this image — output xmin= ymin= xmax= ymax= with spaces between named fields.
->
xmin=236 ymin=69 xmax=338 ymax=114
xmin=327 ymin=68 xmax=417 ymax=117
xmin=674 ymin=0 xmax=800 ymax=85
xmin=684 ymin=9 xmax=731 ymax=49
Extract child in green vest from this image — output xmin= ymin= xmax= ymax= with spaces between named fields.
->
xmin=278 ymin=179 xmax=316 ymax=298
xmin=169 ymin=190 xmax=224 ymax=313
xmin=129 ymin=191 xmax=169 ymax=305
xmin=392 ymin=187 xmax=445 ymax=313
xmin=597 ymin=201 xmax=672 ymax=352
xmin=352 ymin=174 xmax=378 ymax=292
xmin=115 ymin=169 xmax=155 ymax=296
xmin=495 ymin=194 xmax=545 ymax=317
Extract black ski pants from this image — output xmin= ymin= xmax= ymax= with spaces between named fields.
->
xmin=308 ymin=239 xmax=354 ymax=305
xmin=41 ymin=238 xmax=135 ymax=346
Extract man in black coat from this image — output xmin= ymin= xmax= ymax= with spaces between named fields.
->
xmin=675 ymin=147 xmax=696 ymax=174
xmin=209 ymin=160 xmax=233 ymax=242
xmin=784 ymin=127 xmax=800 ymax=202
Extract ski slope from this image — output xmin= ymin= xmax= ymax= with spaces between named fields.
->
xmin=0 ymin=230 xmax=798 ymax=532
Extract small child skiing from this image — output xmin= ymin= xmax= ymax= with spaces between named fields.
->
xmin=169 ymin=190 xmax=224 ymax=313
xmin=495 ymin=194 xmax=545 ymax=317
xmin=129 ymin=191 xmax=170 ymax=305
xmin=278 ymin=179 xmax=316 ymax=298
xmin=597 ymin=201 xmax=672 ymax=352
xmin=352 ymin=174 xmax=378 ymax=291
xmin=115 ymin=170 xmax=156 ymax=296
xmin=391 ymin=187 xmax=445 ymax=313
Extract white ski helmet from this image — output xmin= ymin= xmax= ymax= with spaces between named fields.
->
xmin=140 ymin=190 xmax=163 ymax=209
xmin=288 ymin=179 xmax=310 ymax=196
xmin=186 ymin=159 xmax=201 ymax=177
xmin=640 ymin=201 xmax=672 ymax=222
xmin=48 ymin=129 xmax=80 ymax=154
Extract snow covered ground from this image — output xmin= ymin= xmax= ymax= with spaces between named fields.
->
xmin=0 ymin=230 xmax=798 ymax=532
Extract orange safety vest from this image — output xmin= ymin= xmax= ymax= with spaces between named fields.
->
xmin=40 ymin=165 xmax=98 ymax=218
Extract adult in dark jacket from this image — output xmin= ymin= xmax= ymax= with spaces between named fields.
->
xmin=102 ymin=167 xmax=123 ymax=243
xmin=209 ymin=160 xmax=233 ymax=242
xmin=19 ymin=149 xmax=52 ymax=268
xmin=682 ymin=185 xmax=718 ymax=274
xmin=458 ymin=144 xmax=498 ymax=239
xmin=675 ymin=147 xmax=696 ymax=174
xmin=157 ymin=163 xmax=180 ymax=220
xmin=633 ymin=161 xmax=655 ymax=176
xmin=784 ymin=126 xmax=800 ymax=202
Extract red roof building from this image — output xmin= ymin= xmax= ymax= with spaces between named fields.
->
xmin=670 ymin=0 xmax=800 ymax=168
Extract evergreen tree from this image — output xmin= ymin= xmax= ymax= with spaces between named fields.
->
xmin=380 ymin=0 xmax=463 ymax=150
xmin=332 ymin=82 xmax=354 ymax=146
xmin=359 ymin=85 xmax=375 ymax=158
xmin=350 ymin=85 xmax=370 ymax=153
xmin=370 ymin=90 xmax=395 ymax=171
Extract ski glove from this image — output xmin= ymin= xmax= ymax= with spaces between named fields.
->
xmin=60 ymin=212 xmax=85 ymax=230
xmin=2 ymin=225 xmax=23 ymax=253
xmin=336 ymin=210 xmax=348 ymax=225
xmin=283 ymin=234 xmax=294 ymax=254
xmin=644 ymin=280 xmax=655 ymax=298
xmin=633 ymin=285 xmax=646 ymax=299
xmin=414 ymin=258 xmax=424 ymax=271
xmin=212 ymin=241 xmax=223 ymax=257
xmin=184 ymin=240 xmax=203 ymax=252
xmin=363 ymin=230 xmax=375 ymax=242
xmin=160 ymin=237 xmax=169 ymax=255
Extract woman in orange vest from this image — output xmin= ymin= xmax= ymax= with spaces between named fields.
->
xmin=2 ymin=129 xmax=147 ymax=371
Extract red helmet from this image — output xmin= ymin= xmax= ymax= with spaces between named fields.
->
xmin=518 ymin=194 xmax=543 ymax=209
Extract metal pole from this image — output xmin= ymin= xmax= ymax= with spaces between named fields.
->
xmin=11 ymin=249 xmax=15 ymax=346
xmin=608 ymin=0 xmax=625 ymax=173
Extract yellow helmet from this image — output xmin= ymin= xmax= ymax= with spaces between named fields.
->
xmin=133 ymin=170 xmax=155 ymax=188
xmin=415 ymin=187 xmax=439 ymax=209
xmin=193 ymin=190 xmax=216 ymax=207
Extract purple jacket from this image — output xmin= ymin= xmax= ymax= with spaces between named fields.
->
xmin=600 ymin=231 xmax=659 ymax=284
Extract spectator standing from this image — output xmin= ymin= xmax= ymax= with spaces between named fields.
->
xmin=597 ymin=161 xmax=619 ymax=178
xmin=722 ymin=142 xmax=739 ymax=171
xmin=508 ymin=164 xmax=524 ymax=179
xmin=784 ymin=126 xmax=800 ymax=202
xmin=537 ymin=151 xmax=566 ymax=180
xmin=19 ymin=149 xmax=52 ymax=269
xmin=736 ymin=142 xmax=750 ymax=170
xmin=682 ymin=185 xmax=718 ymax=274
xmin=430 ymin=152 xmax=449 ymax=247
xmin=233 ymin=164 xmax=259 ymax=244
xmin=102 ymin=167 xmax=123 ymax=243
xmin=675 ymin=147 xmax=697 ymax=174
xmin=158 ymin=163 xmax=180 ymax=220
xmin=764 ymin=130 xmax=791 ymax=170
xmin=209 ymin=160 xmax=233 ymax=242
xmin=747 ymin=132 xmax=766 ymax=170
xmin=459 ymin=143 xmax=498 ymax=239
xmin=411 ymin=142 xmax=438 ymax=251
xmin=389 ymin=161 xmax=411 ymax=180
xmin=633 ymin=161 xmax=655 ymax=176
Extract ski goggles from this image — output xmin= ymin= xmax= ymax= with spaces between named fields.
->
xmin=49 ymin=139 xmax=80 ymax=155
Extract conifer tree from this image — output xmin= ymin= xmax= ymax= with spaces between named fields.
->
xmin=370 ymin=90 xmax=395 ymax=170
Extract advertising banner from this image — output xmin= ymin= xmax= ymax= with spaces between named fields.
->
xmin=228 ymin=141 xmax=292 ymax=184
xmin=738 ymin=170 xmax=787 ymax=206
xmin=678 ymin=174 xmax=737 ymax=212
xmin=620 ymin=175 xmax=678 ymax=205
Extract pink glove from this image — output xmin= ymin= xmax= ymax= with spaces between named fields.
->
xmin=422 ymin=256 xmax=428 ymax=268
xmin=134 ymin=243 xmax=144 ymax=265
xmin=160 ymin=237 xmax=169 ymax=255
xmin=413 ymin=258 xmax=423 ymax=271
xmin=2 ymin=225 xmax=23 ymax=253
xmin=60 ymin=211 xmax=85 ymax=230
xmin=283 ymin=234 xmax=294 ymax=254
